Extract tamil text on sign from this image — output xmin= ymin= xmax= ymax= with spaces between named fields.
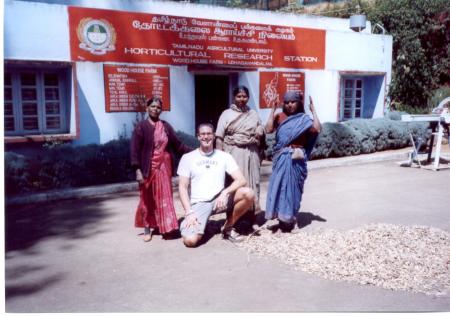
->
xmin=70 ymin=6 xmax=325 ymax=69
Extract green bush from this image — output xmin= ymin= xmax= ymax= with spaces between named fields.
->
xmin=264 ymin=133 xmax=276 ymax=159
xmin=37 ymin=145 xmax=81 ymax=190
xmin=25 ymin=139 xmax=136 ymax=191
xmin=5 ymin=121 xmax=430 ymax=194
xmin=263 ymin=116 xmax=429 ymax=160
xmin=392 ymin=102 xmax=433 ymax=115
xmin=5 ymin=131 xmax=199 ymax=196
xmin=5 ymin=152 xmax=32 ymax=195
xmin=176 ymin=130 xmax=200 ymax=148
xmin=283 ymin=0 xmax=450 ymax=111
xmin=368 ymin=0 xmax=450 ymax=109
xmin=310 ymin=121 xmax=365 ymax=158
xmin=385 ymin=110 xmax=408 ymax=121
xmin=309 ymin=117 xmax=429 ymax=159
xmin=429 ymin=86 xmax=450 ymax=109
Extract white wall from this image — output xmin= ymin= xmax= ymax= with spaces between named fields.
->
xmin=326 ymin=30 xmax=393 ymax=72
xmin=373 ymin=76 xmax=388 ymax=118
xmin=305 ymin=70 xmax=340 ymax=122
xmin=4 ymin=1 xmax=70 ymax=61
xmin=73 ymin=62 xmax=197 ymax=145
xmin=75 ymin=62 xmax=138 ymax=144
xmin=162 ymin=66 xmax=196 ymax=135
xmin=14 ymin=0 xmax=369 ymax=33
xmin=239 ymin=72 xmax=260 ymax=110
xmin=325 ymin=30 xmax=392 ymax=121
xmin=5 ymin=0 xmax=392 ymax=145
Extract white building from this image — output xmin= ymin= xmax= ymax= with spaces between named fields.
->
xmin=4 ymin=0 xmax=393 ymax=146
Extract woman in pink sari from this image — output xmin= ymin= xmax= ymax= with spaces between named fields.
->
xmin=131 ymin=97 xmax=191 ymax=242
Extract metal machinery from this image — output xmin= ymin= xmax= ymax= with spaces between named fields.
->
xmin=401 ymin=97 xmax=450 ymax=171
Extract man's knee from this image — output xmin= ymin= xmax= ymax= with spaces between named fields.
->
xmin=238 ymin=187 xmax=255 ymax=202
xmin=183 ymin=235 xmax=202 ymax=248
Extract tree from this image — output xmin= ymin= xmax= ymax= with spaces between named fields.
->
xmin=367 ymin=0 xmax=450 ymax=109
xmin=282 ymin=0 xmax=450 ymax=110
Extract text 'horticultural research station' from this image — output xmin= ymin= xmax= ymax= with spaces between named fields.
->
xmin=69 ymin=6 xmax=325 ymax=69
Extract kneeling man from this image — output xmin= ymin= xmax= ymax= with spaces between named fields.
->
xmin=177 ymin=123 xmax=254 ymax=247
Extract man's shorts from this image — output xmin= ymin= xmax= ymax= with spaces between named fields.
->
xmin=180 ymin=193 xmax=234 ymax=238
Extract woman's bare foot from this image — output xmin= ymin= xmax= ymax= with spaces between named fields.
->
xmin=143 ymin=234 xmax=152 ymax=242
xmin=143 ymin=227 xmax=153 ymax=242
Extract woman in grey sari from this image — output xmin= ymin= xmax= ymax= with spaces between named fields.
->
xmin=216 ymin=86 xmax=265 ymax=231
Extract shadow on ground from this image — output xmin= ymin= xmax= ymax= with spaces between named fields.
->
xmin=5 ymin=195 xmax=117 ymax=301
xmin=6 ymin=269 xmax=66 ymax=300
xmin=297 ymin=212 xmax=327 ymax=229
xmin=250 ymin=210 xmax=327 ymax=233
xmin=127 ymin=207 xmax=327 ymax=247
xmin=5 ymin=196 xmax=114 ymax=253
xmin=192 ymin=210 xmax=328 ymax=242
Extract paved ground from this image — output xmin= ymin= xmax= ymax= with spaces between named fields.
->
xmin=4 ymin=152 xmax=450 ymax=312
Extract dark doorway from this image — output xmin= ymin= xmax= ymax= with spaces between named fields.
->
xmin=195 ymin=75 xmax=229 ymax=129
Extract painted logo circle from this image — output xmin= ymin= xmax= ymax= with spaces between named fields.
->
xmin=77 ymin=18 xmax=116 ymax=55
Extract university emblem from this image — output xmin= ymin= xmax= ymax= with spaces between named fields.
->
xmin=77 ymin=18 xmax=116 ymax=55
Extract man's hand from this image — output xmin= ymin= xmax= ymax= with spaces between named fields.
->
xmin=185 ymin=212 xmax=200 ymax=228
xmin=214 ymin=191 xmax=229 ymax=212
xmin=136 ymin=169 xmax=144 ymax=185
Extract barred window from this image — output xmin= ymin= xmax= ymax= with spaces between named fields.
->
xmin=340 ymin=78 xmax=364 ymax=121
xmin=4 ymin=67 xmax=69 ymax=136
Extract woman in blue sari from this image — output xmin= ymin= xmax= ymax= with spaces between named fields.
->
xmin=265 ymin=91 xmax=322 ymax=232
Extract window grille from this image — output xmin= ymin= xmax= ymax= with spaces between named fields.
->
xmin=4 ymin=68 xmax=69 ymax=136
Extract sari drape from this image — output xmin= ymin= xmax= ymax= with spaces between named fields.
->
xmin=265 ymin=113 xmax=317 ymax=223
xmin=135 ymin=121 xmax=179 ymax=234
xmin=222 ymin=107 xmax=263 ymax=205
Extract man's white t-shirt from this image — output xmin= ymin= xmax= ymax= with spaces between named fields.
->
xmin=177 ymin=149 xmax=239 ymax=204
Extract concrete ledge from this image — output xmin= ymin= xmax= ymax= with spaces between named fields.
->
xmin=6 ymin=148 xmax=449 ymax=206
xmin=260 ymin=148 xmax=412 ymax=175
xmin=308 ymin=149 xmax=412 ymax=170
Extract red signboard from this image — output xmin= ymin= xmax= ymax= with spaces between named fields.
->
xmin=103 ymin=65 xmax=170 ymax=112
xmin=259 ymin=71 xmax=305 ymax=108
xmin=69 ymin=6 xmax=325 ymax=69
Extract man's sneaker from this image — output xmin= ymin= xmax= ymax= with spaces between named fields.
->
xmin=262 ymin=219 xmax=279 ymax=232
xmin=222 ymin=227 xmax=245 ymax=243
xmin=251 ymin=224 xmax=262 ymax=235
xmin=288 ymin=224 xmax=302 ymax=234
xmin=279 ymin=221 xmax=301 ymax=233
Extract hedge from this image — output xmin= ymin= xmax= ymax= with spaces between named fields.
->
xmin=264 ymin=113 xmax=429 ymax=159
xmin=309 ymin=118 xmax=428 ymax=159
xmin=5 ymin=131 xmax=200 ymax=196
xmin=5 ymin=114 xmax=429 ymax=195
xmin=5 ymin=138 xmax=134 ymax=195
